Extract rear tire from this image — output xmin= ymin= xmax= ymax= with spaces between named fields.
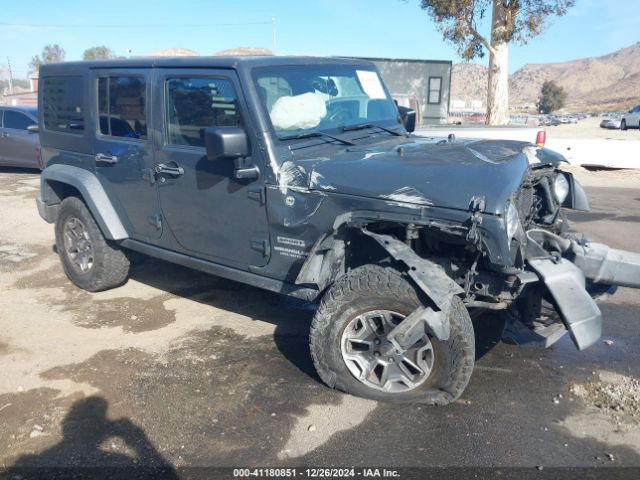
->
xmin=55 ymin=196 xmax=130 ymax=292
xmin=310 ymin=265 xmax=475 ymax=404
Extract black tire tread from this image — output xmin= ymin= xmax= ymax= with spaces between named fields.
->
xmin=310 ymin=264 xmax=474 ymax=405
xmin=55 ymin=196 xmax=130 ymax=292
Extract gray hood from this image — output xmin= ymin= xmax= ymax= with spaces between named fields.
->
xmin=281 ymin=137 xmax=564 ymax=215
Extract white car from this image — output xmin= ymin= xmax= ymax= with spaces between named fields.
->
xmin=621 ymin=104 xmax=640 ymax=130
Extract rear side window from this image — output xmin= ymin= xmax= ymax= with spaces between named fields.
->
xmin=4 ymin=111 xmax=35 ymax=130
xmin=42 ymin=76 xmax=84 ymax=133
xmin=165 ymin=77 xmax=242 ymax=147
xmin=98 ymin=76 xmax=147 ymax=140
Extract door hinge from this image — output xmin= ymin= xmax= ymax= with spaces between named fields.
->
xmin=147 ymin=213 xmax=162 ymax=230
xmin=250 ymin=237 xmax=270 ymax=257
xmin=142 ymin=168 xmax=156 ymax=185
xmin=247 ymin=187 xmax=265 ymax=205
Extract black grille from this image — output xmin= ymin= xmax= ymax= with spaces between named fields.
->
xmin=515 ymin=184 xmax=535 ymax=226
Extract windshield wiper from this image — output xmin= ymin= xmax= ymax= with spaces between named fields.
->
xmin=341 ymin=123 xmax=403 ymax=136
xmin=279 ymin=131 xmax=356 ymax=146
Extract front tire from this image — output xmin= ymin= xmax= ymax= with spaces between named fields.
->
xmin=310 ymin=265 xmax=475 ymax=404
xmin=55 ymin=196 xmax=130 ymax=292
xmin=621 ymin=119 xmax=627 ymax=130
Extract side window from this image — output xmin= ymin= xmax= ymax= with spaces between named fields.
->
xmin=428 ymin=77 xmax=442 ymax=105
xmin=98 ymin=76 xmax=147 ymax=140
xmin=165 ymin=77 xmax=242 ymax=147
xmin=4 ymin=111 xmax=36 ymax=130
xmin=42 ymin=76 xmax=84 ymax=133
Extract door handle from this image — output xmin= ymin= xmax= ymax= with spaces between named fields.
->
xmin=155 ymin=163 xmax=184 ymax=177
xmin=95 ymin=153 xmax=118 ymax=164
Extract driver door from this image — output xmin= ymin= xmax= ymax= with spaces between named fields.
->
xmin=153 ymin=69 xmax=270 ymax=269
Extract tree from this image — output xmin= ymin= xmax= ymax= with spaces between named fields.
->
xmin=419 ymin=0 xmax=574 ymax=125
xmin=82 ymin=46 xmax=117 ymax=61
xmin=537 ymin=80 xmax=567 ymax=113
xmin=29 ymin=44 xmax=66 ymax=72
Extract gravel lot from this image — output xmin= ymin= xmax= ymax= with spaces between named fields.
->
xmin=0 ymin=166 xmax=639 ymax=476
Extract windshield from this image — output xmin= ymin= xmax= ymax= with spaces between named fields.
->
xmin=253 ymin=65 xmax=400 ymax=138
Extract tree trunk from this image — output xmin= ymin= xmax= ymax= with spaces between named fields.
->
xmin=486 ymin=0 xmax=510 ymax=126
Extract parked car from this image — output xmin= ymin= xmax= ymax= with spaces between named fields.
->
xmin=0 ymin=106 xmax=40 ymax=169
xmin=36 ymin=57 xmax=640 ymax=405
xmin=621 ymin=104 xmax=640 ymax=130
xmin=600 ymin=117 xmax=622 ymax=129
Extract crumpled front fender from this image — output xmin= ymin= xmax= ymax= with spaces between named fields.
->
xmin=360 ymin=230 xmax=464 ymax=348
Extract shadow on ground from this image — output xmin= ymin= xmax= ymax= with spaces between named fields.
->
xmin=8 ymin=396 xmax=178 ymax=479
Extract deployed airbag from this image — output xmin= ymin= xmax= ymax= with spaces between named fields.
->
xmin=270 ymin=93 xmax=327 ymax=131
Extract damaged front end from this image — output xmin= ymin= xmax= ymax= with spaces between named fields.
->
xmin=353 ymin=165 xmax=638 ymax=353
xmin=292 ymin=139 xmax=639 ymax=354
xmin=525 ymin=230 xmax=640 ymax=350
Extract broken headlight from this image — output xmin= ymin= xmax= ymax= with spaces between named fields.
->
xmin=506 ymin=202 xmax=521 ymax=241
xmin=553 ymin=173 xmax=570 ymax=204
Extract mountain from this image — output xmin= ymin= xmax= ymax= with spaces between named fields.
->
xmin=451 ymin=63 xmax=488 ymax=108
xmin=214 ymin=47 xmax=273 ymax=56
xmin=150 ymin=48 xmax=199 ymax=56
xmin=451 ymin=42 xmax=640 ymax=111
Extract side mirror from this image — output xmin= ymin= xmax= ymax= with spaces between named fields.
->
xmin=204 ymin=127 xmax=249 ymax=162
xmin=27 ymin=125 xmax=39 ymax=134
xmin=397 ymin=106 xmax=416 ymax=133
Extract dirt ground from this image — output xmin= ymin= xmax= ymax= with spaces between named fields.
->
xmin=0 ymin=167 xmax=639 ymax=476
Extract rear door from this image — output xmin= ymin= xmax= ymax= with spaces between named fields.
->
xmin=0 ymin=109 xmax=38 ymax=168
xmin=153 ymin=69 xmax=270 ymax=268
xmin=91 ymin=69 xmax=161 ymax=240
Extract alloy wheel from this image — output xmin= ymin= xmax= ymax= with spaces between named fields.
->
xmin=340 ymin=310 xmax=434 ymax=393
xmin=62 ymin=217 xmax=94 ymax=274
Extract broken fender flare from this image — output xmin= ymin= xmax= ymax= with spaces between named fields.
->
xmin=361 ymin=230 xmax=464 ymax=347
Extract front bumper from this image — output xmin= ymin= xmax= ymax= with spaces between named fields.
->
xmin=526 ymin=230 xmax=640 ymax=350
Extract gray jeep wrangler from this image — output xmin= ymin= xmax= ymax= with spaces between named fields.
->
xmin=37 ymin=56 xmax=640 ymax=404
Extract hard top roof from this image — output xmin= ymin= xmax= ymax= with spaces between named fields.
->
xmin=39 ymin=55 xmax=376 ymax=75
xmin=1 ymin=105 xmax=38 ymax=114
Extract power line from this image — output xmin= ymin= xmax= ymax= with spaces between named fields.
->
xmin=0 ymin=21 xmax=272 ymax=29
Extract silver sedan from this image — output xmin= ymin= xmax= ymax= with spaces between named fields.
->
xmin=600 ymin=117 xmax=622 ymax=129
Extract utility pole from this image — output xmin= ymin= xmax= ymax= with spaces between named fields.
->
xmin=7 ymin=57 xmax=14 ymax=95
xmin=271 ymin=17 xmax=277 ymax=53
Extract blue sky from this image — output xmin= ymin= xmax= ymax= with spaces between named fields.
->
xmin=1 ymin=0 xmax=638 ymax=78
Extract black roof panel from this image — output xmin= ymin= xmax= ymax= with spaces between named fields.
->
xmin=40 ymin=55 xmax=376 ymax=75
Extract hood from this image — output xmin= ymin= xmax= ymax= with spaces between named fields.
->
xmin=280 ymin=137 xmax=564 ymax=215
